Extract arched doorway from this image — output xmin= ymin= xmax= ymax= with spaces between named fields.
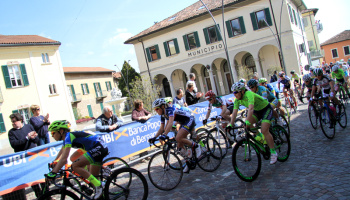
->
xmin=244 ymin=55 xmax=257 ymax=75
xmin=223 ymin=61 xmax=233 ymax=93
xmin=203 ymin=66 xmax=219 ymax=94
xmin=162 ymin=78 xmax=172 ymax=97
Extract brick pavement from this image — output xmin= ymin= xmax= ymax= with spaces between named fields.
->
xmin=135 ymin=102 xmax=350 ymax=200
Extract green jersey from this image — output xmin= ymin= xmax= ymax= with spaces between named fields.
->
xmin=234 ymin=90 xmax=269 ymax=111
xmin=331 ymin=68 xmax=345 ymax=80
xmin=291 ymin=74 xmax=300 ymax=80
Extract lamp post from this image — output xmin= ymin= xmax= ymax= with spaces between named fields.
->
xmin=114 ymin=64 xmax=131 ymax=98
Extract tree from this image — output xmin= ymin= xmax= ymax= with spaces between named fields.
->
xmin=117 ymin=61 xmax=140 ymax=97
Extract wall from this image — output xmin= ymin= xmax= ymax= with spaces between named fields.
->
xmin=322 ymin=40 xmax=350 ymax=64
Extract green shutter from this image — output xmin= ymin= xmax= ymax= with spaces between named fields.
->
xmin=216 ymin=24 xmax=222 ymax=41
xmin=264 ymin=8 xmax=273 ymax=26
xmin=226 ymin=20 xmax=233 ymax=38
xmin=292 ymin=9 xmax=297 ymax=26
xmin=155 ymin=45 xmax=161 ymax=59
xmin=288 ymin=5 xmax=294 ymax=24
xmin=1 ymin=65 xmax=12 ymax=88
xmin=19 ymin=64 xmax=29 ymax=86
xmin=81 ymin=84 xmax=84 ymax=94
xmin=145 ymin=48 xmax=152 ymax=62
xmin=203 ymin=28 xmax=210 ymax=44
xmin=86 ymin=84 xmax=89 ymax=94
xmin=12 ymin=110 xmax=19 ymax=114
xmin=182 ymin=35 xmax=190 ymax=51
xmin=163 ymin=42 xmax=170 ymax=57
xmin=250 ymin=12 xmax=258 ymax=30
xmin=87 ymin=105 xmax=93 ymax=118
xmin=174 ymin=38 xmax=180 ymax=54
xmin=112 ymin=105 xmax=116 ymax=114
xmin=239 ymin=16 xmax=246 ymax=34
xmin=194 ymin=31 xmax=201 ymax=47
xmin=94 ymin=83 xmax=98 ymax=97
xmin=100 ymin=102 xmax=104 ymax=112
xmin=70 ymin=85 xmax=76 ymax=101
xmin=105 ymin=81 xmax=109 ymax=91
xmin=297 ymin=15 xmax=302 ymax=29
xmin=0 ymin=113 xmax=6 ymax=133
xmin=109 ymin=82 xmax=112 ymax=90
xmin=98 ymin=82 xmax=101 ymax=92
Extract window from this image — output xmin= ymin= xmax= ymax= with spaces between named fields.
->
xmin=13 ymin=109 xmax=31 ymax=124
xmin=287 ymin=5 xmax=294 ymax=24
xmin=0 ymin=113 xmax=5 ymax=133
xmin=308 ymin=41 xmax=314 ymax=48
xmin=163 ymin=39 xmax=180 ymax=56
xmin=250 ymin=8 xmax=272 ymax=30
xmin=203 ymin=25 xmax=222 ymax=45
xmin=42 ymin=53 xmax=50 ymax=63
xmin=81 ymin=83 xmax=89 ymax=95
xmin=1 ymin=64 xmax=29 ymax=88
xmin=292 ymin=9 xmax=298 ymax=26
xmin=94 ymin=82 xmax=102 ymax=97
xmin=49 ymin=84 xmax=57 ymax=94
xmin=183 ymin=32 xmax=200 ymax=50
xmin=67 ymin=85 xmax=77 ymax=101
xmin=331 ymin=48 xmax=338 ymax=58
xmin=344 ymin=46 xmax=350 ymax=56
xmin=302 ymin=18 xmax=308 ymax=27
xmin=146 ymin=45 xmax=161 ymax=62
xmin=299 ymin=43 xmax=305 ymax=53
xmin=105 ymin=81 xmax=112 ymax=91
xmin=226 ymin=17 xmax=246 ymax=38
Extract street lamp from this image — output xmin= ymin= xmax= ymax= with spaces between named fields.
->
xmin=114 ymin=64 xmax=131 ymax=98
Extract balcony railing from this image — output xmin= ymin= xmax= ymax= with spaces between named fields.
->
xmin=96 ymin=90 xmax=108 ymax=100
xmin=70 ymin=93 xmax=82 ymax=103
xmin=309 ymin=49 xmax=324 ymax=60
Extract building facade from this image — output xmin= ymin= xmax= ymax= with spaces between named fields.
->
xmin=125 ymin=0 xmax=309 ymax=97
xmin=63 ymin=67 xmax=119 ymax=119
xmin=321 ymin=30 xmax=350 ymax=64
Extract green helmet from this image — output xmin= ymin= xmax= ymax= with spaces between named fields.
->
xmin=313 ymin=68 xmax=323 ymax=76
xmin=48 ymin=120 xmax=71 ymax=132
xmin=258 ymin=78 xmax=268 ymax=84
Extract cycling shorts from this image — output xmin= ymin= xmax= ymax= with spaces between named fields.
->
xmin=253 ymin=104 xmax=273 ymax=124
xmin=269 ymin=98 xmax=279 ymax=108
xmin=294 ymin=80 xmax=299 ymax=84
xmin=336 ymin=78 xmax=345 ymax=84
xmin=180 ymin=116 xmax=196 ymax=133
xmin=84 ymin=142 xmax=109 ymax=166
xmin=283 ymin=85 xmax=291 ymax=91
xmin=227 ymin=104 xmax=234 ymax=114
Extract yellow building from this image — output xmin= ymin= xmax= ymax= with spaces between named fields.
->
xmin=0 ymin=35 xmax=76 ymax=154
xmin=63 ymin=67 xmax=120 ymax=119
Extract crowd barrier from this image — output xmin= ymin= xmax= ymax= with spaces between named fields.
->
xmin=0 ymin=94 xmax=241 ymax=196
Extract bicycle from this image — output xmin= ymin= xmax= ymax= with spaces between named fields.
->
xmin=271 ymin=107 xmax=290 ymax=137
xmin=336 ymin=82 xmax=349 ymax=106
xmin=308 ymin=98 xmax=322 ymax=130
xmin=283 ymin=90 xmax=297 ymax=116
xmin=148 ymin=134 xmax=222 ymax=190
xmin=231 ymin=123 xmax=291 ymax=182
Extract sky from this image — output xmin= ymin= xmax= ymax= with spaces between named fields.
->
xmin=0 ymin=0 xmax=349 ymax=73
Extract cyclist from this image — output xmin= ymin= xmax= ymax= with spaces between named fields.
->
xmin=331 ymin=65 xmax=350 ymax=98
xmin=228 ymin=82 xmax=278 ymax=165
xmin=278 ymin=71 xmax=298 ymax=109
xmin=301 ymin=73 xmax=320 ymax=104
xmin=47 ymin=120 xmax=108 ymax=199
xmin=259 ymin=78 xmax=285 ymax=118
xmin=290 ymin=70 xmax=302 ymax=100
xmin=203 ymin=90 xmax=234 ymax=127
xmin=148 ymin=97 xmax=201 ymax=173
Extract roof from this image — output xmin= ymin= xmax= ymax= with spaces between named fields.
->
xmin=301 ymin=8 xmax=318 ymax=15
xmin=124 ymin=0 xmax=243 ymax=44
xmin=0 ymin=35 xmax=61 ymax=47
xmin=112 ymin=72 xmax=122 ymax=79
xmin=321 ymin=30 xmax=350 ymax=46
xmin=63 ymin=67 xmax=115 ymax=73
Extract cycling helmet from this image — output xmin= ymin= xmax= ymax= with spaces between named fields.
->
xmin=302 ymin=73 xmax=311 ymax=82
xmin=239 ymin=78 xmax=246 ymax=83
xmin=309 ymin=66 xmax=315 ymax=72
xmin=278 ymin=71 xmax=285 ymax=77
xmin=330 ymin=62 xmax=333 ymax=65
xmin=48 ymin=120 xmax=71 ymax=132
xmin=290 ymin=70 xmax=295 ymax=74
xmin=152 ymin=97 xmax=172 ymax=109
xmin=313 ymin=68 xmax=323 ymax=76
xmin=205 ymin=90 xmax=216 ymax=100
xmin=332 ymin=65 xmax=339 ymax=72
xmin=247 ymin=79 xmax=259 ymax=89
xmin=258 ymin=78 xmax=268 ymax=84
xmin=231 ymin=82 xmax=245 ymax=92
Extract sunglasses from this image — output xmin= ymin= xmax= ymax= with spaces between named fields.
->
xmin=51 ymin=131 xmax=57 ymax=137
xmin=208 ymin=98 xmax=213 ymax=101
xmin=34 ymin=108 xmax=40 ymax=111
xmin=154 ymin=107 xmax=160 ymax=111
xmin=233 ymin=91 xmax=239 ymax=94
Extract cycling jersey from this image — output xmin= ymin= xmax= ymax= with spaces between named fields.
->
xmin=302 ymin=79 xmax=314 ymax=92
xmin=332 ymin=68 xmax=345 ymax=80
xmin=291 ymin=74 xmax=300 ymax=81
xmin=233 ymin=90 xmax=269 ymax=111
xmin=278 ymin=76 xmax=291 ymax=87
xmin=161 ymin=104 xmax=192 ymax=124
xmin=266 ymin=83 xmax=275 ymax=93
xmin=173 ymin=96 xmax=186 ymax=107
xmin=208 ymin=96 xmax=234 ymax=110
xmin=312 ymin=74 xmax=332 ymax=90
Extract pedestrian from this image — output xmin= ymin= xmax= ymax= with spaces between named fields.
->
xmin=173 ymin=88 xmax=188 ymax=107
xmin=29 ymin=105 xmax=50 ymax=145
xmin=270 ymin=70 xmax=278 ymax=83
xmin=95 ymin=106 xmax=123 ymax=132
xmin=185 ymin=83 xmax=200 ymax=106
xmin=132 ymin=99 xmax=152 ymax=123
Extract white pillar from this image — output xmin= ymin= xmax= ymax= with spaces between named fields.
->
xmin=208 ymin=67 xmax=217 ymax=95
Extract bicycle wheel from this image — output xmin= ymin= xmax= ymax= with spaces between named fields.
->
xmin=319 ymin=107 xmax=336 ymax=139
xmin=337 ymin=103 xmax=347 ymax=128
xmin=232 ymin=139 xmax=261 ymax=182
xmin=38 ymin=189 xmax=80 ymax=200
xmin=270 ymin=125 xmax=291 ymax=162
xmin=208 ymin=128 xmax=229 ymax=158
xmin=101 ymin=157 xmax=129 ymax=181
xmin=340 ymin=87 xmax=349 ymax=106
xmin=104 ymin=167 xmax=148 ymax=200
xmin=147 ymin=151 xmax=183 ymax=191
xmin=197 ymin=135 xmax=222 ymax=172
xmin=308 ymin=104 xmax=318 ymax=129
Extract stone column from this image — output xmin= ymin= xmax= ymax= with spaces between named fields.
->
xmin=207 ymin=66 xmax=217 ymax=95
xmin=169 ymin=77 xmax=175 ymax=98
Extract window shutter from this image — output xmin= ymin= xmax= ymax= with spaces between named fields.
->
xmin=292 ymin=10 xmax=298 ymax=26
xmin=86 ymin=84 xmax=89 ymax=94
xmin=0 ymin=113 xmax=5 ymax=133
xmin=239 ymin=16 xmax=246 ymax=34
xmin=105 ymin=81 xmax=108 ymax=90
xmin=194 ymin=32 xmax=201 ymax=47
xmin=19 ymin=64 xmax=29 ymax=86
xmin=163 ymin=42 xmax=170 ymax=57
xmin=70 ymin=85 xmax=75 ymax=95
xmin=250 ymin=12 xmax=258 ymax=30
xmin=216 ymin=24 xmax=222 ymax=41
xmin=98 ymin=82 xmax=101 ymax=91
xmin=264 ymin=8 xmax=273 ymax=26
xmin=94 ymin=83 xmax=98 ymax=97
xmin=12 ymin=110 xmax=19 ymax=114
xmin=1 ymin=65 xmax=12 ymax=88
xmin=109 ymin=82 xmax=112 ymax=90
xmin=288 ymin=5 xmax=294 ymax=24
xmin=155 ymin=45 xmax=161 ymax=59
xmin=145 ymin=48 xmax=152 ymax=62
xmin=203 ymin=28 xmax=210 ymax=44
xmin=81 ymin=84 xmax=84 ymax=94
xmin=225 ymin=20 xmax=233 ymax=38
xmin=183 ymin=35 xmax=190 ymax=51
xmin=298 ymin=15 xmax=302 ymax=29
xmin=174 ymin=38 xmax=180 ymax=54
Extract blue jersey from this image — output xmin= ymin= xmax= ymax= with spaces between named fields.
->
xmin=278 ymin=76 xmax=291 ymax=87
xmin=161 ymin=104 xmax=192 ymax=124
xmin=63 ymin=131 xmax=101 ymax=150
xmin=173 ymin=96 xmax=186 ymax=107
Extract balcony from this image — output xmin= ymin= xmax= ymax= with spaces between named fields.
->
xmin=70 ymin=93 xmax=82 ymax=103
xmin=316 ymin=22 xmax=323 ymax=34
xmin=96 ymin=90 xmax=108 ymax=100
xmin=309 ymin=49 xmax=324 ymax=60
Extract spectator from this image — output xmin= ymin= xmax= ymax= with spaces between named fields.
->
xmin=132 ymin=99 xmax=152 ymax=123
xmin=96 ymin=106 xmax=123 ymax=132
xmin=186 ymin=83 xmax=200 ymax=106
xmin=7 ymin=113 xmax=41 ymax=198
xmin=270 ymin=70 xmax=278 ymax=83
xmin=253 ymin=72 xmax=259 ymax=80
xmin=186 ymin=73 xmax=203 ymax=97
xmin=29 ymin=105 xmax=50 ymax=145
xmin=173 ymin=88 xmax=188 ymax=107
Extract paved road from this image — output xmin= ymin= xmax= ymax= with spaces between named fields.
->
xmin=131 ymin=102 xmax=350 ymax=199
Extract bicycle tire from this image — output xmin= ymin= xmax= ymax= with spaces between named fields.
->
xmin=282 ymin=104 xmax=290 ymax=124
xmin=147 ymin=151 xmax=183 ymax=191
xmin=340 ymin=87 xmax=349 ymax=106
xmin=308 ymin=104 xmax=318 ymax=129
xmin=101 ymin=157 xmax=129 ymax=182
xmin=319 ymin=107 xmax=336 ymax=139
xmin=208 ymin=128 xmax=229 ymax=159
xmin=337 ymin=103 xmax=347 ymax=128
xmin=197 ymin=135 xmax=222 ymax=172
xmin=232 ymin=139 xmax=261 ymax=182
xmin=38 ymin=189 xmax=80 ymax=200
xmin=270 ymin=125 xmax=291 ymax=162
xmin=272 ymin=115 xmax=290 ymax=137
xmin=104 ymin=167 xmax=148 ymax=200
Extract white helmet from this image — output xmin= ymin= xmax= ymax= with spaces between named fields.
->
xmin=302 ymin=73 xmax=311 ymax=82
xmin=332 ymin=65 xmax=339 ymax=72
xmin=231 ymin=82 xmax=245 ymax=92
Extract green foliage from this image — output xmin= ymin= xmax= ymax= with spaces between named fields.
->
xmin=235 ymin=65 xmax=255 ymax=80
xmin=118 ymin=61 xmax=141 ymax=97
xmin=267 ymin=66 xmax=282 ymax=77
